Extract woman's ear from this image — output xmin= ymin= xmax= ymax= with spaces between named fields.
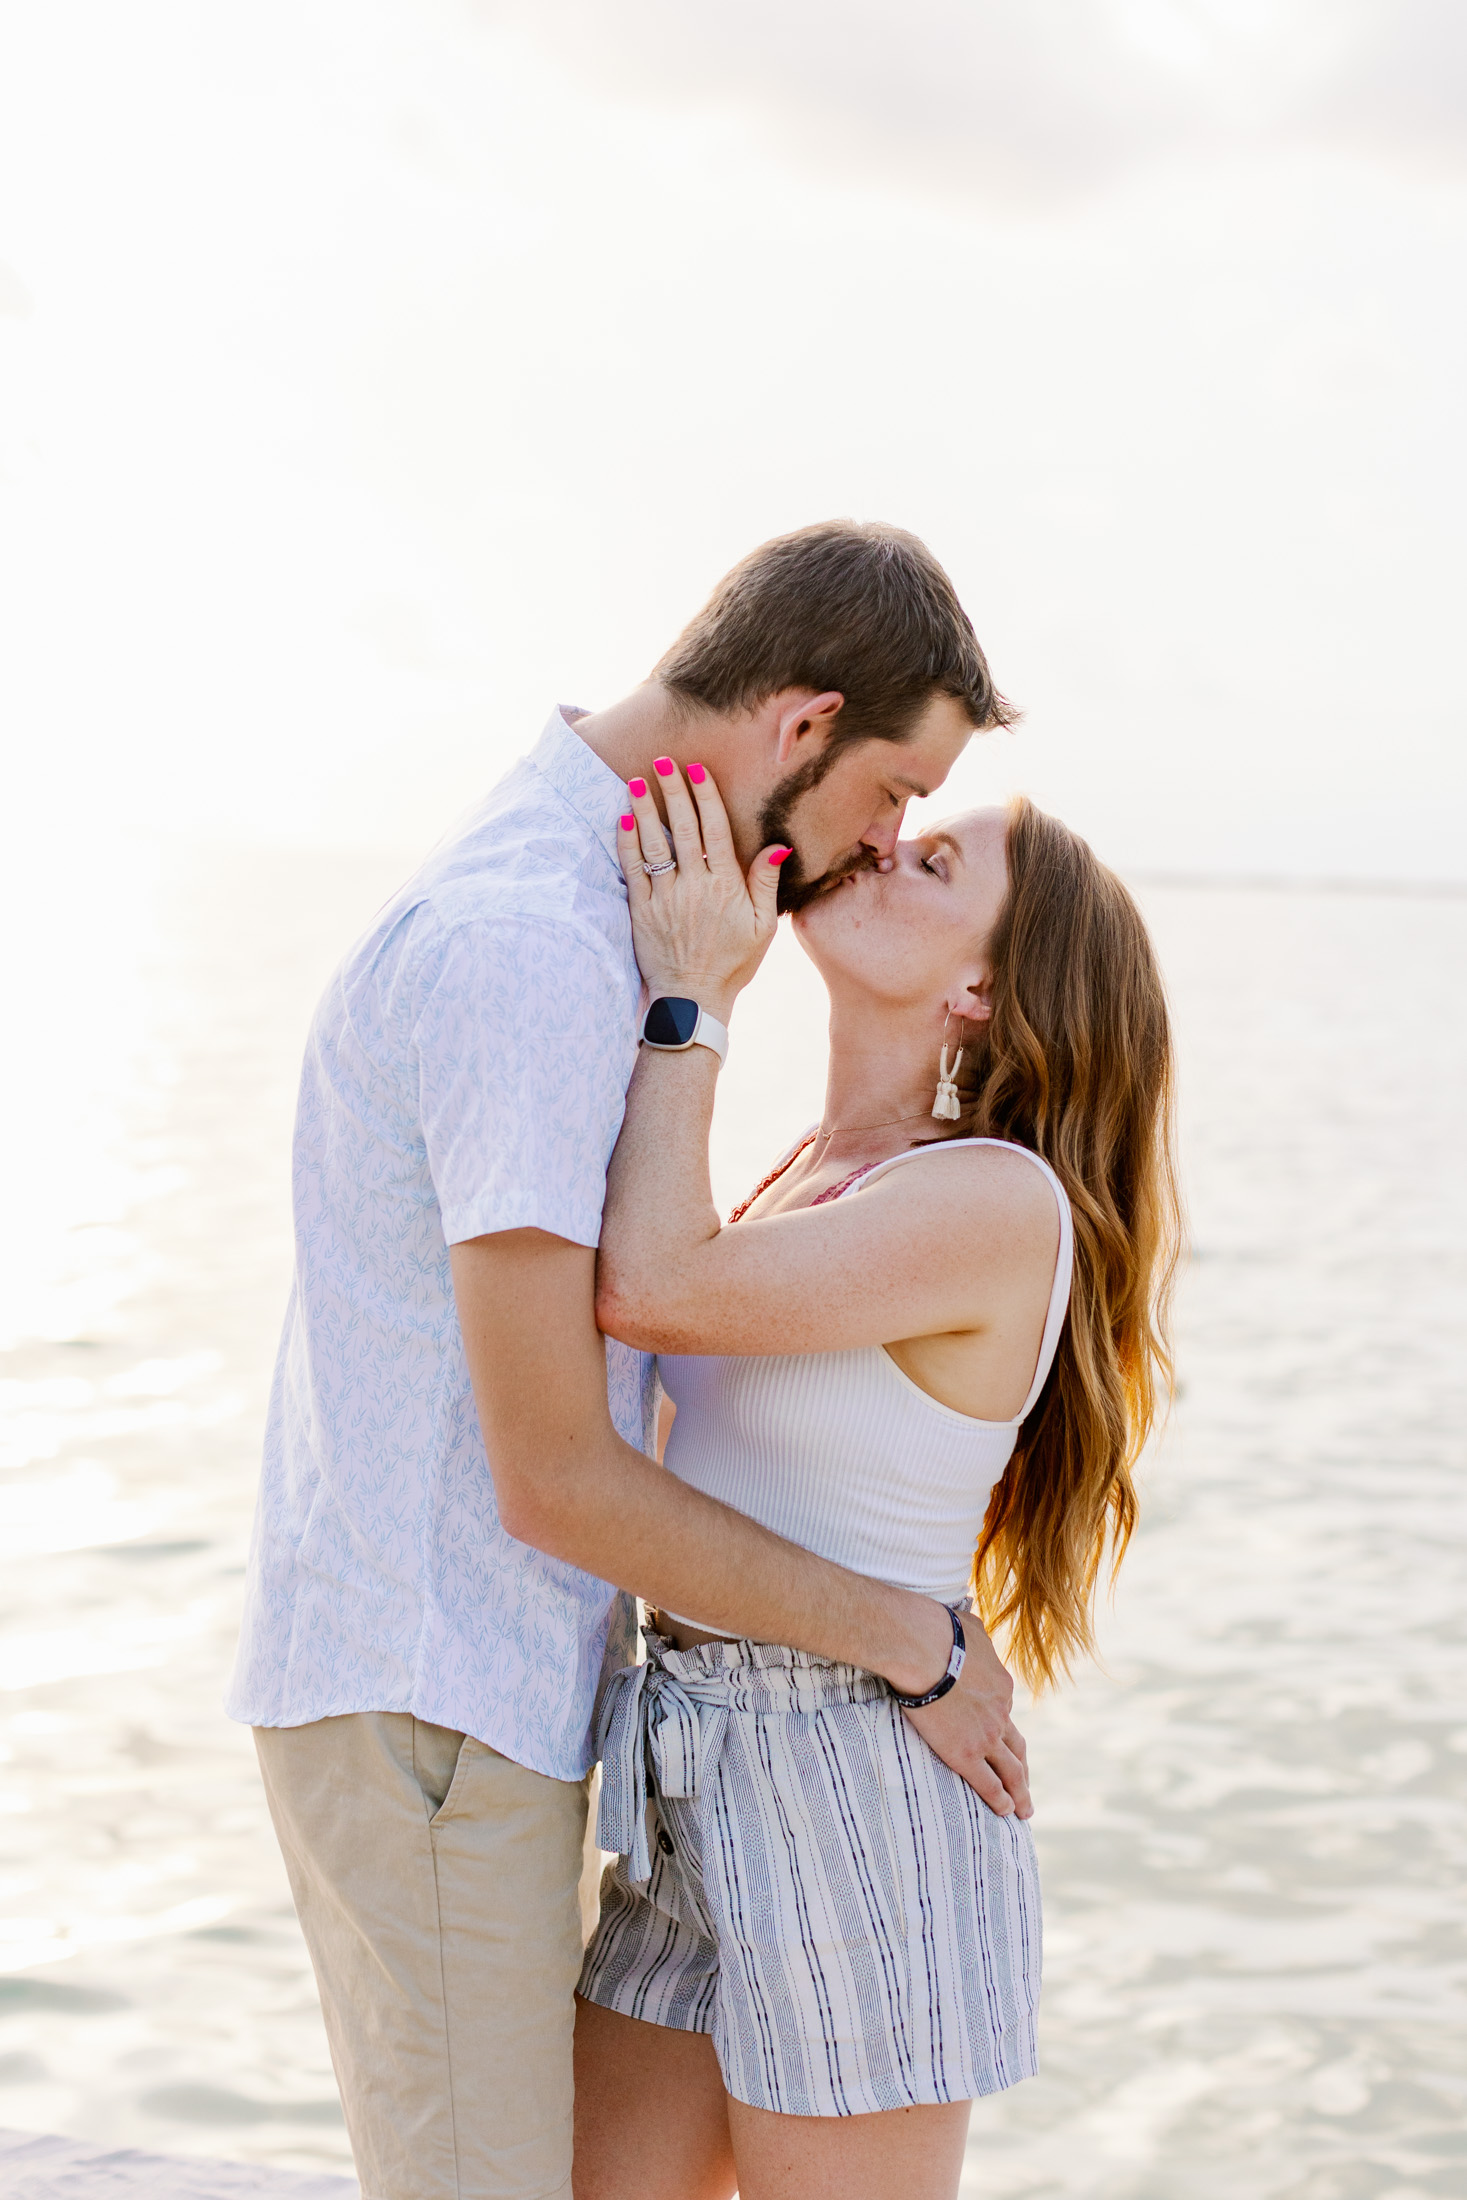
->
xmin=948 ymin=972 xmax=993 ymax=1026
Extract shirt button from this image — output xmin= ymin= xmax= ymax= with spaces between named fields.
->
xmin=657 ymin=1826 xmax=675 ymax=1857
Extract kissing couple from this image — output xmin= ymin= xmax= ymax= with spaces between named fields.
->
xmin=229 ymin=521 xmax=1180 ymax=2200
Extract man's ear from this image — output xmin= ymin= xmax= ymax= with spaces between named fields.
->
xmin=774 ymin=690 xmax=844 ymax=766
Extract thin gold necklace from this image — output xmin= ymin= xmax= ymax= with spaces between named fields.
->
xmin=815 ymin=1109 xmax=934 ymax=1143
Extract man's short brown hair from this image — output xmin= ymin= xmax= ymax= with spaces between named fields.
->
xmin=653 ymin=519 xmax=1015 ymax=750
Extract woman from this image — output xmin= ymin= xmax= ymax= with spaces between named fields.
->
xmin=573 ymin=762 xmax=1181 ymax=2200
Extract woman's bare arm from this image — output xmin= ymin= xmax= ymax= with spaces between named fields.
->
xmin=596 ymin=1041 xmax=1057 ymax=1358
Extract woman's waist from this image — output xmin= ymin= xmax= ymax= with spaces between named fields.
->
xmin=649 ymin=1484 xmax=989 ymax=1615
xmin=636 ymin=1621 xmax=895 ymax=1710
xmin=649 ymin=1609 xmax=743 ymax=1655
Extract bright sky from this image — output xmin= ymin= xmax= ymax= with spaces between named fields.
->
xmin=2 ymin=0 xmax=1464 ymax=879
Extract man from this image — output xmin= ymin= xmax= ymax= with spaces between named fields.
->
xmin=228 ymin=520 xmax=1023 ymax=2200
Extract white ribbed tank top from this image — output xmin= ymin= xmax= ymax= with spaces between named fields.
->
xmin=659 ymin=1138 xmax=1075 ymax=1611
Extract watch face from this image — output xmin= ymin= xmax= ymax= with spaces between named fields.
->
xmin=645 ymin=996 xmax=700 ymax=1046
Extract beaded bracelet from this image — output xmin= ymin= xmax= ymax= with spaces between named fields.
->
xmin=891 ymin=1606 xmax=967 ymax=1708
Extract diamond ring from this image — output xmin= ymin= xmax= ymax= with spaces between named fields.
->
xmin=641 ymin=858 xmax=678 ymax=877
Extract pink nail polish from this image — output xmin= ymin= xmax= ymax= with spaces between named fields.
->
xmin=628 ymin=778 xmax=647 ymax=799
xmin=768 ymin=846 xmax=791 ymax=866
xmin=653 ymin=756 xmax=675 ymax=777
xmin=688 ymin=762 xmax=707 ymax=784
xmin=620 ymin=814 xmax=635 ymax=832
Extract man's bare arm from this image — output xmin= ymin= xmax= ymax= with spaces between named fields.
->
xmin=451 ymin=1227 xmax=1031 ymax=1818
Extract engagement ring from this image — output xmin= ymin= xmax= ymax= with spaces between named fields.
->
xmin=642 ymin=858 xmax=678 ymax=877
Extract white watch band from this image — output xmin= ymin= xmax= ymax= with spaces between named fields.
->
xmin=641 ymin=997 xmax=730 ymax=1066
xmin=687 ymin=1007 xmax=729 ymax=1065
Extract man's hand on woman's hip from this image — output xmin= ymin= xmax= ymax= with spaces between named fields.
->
xmin=897 ymin=1602 xmax=1033 ymax=1820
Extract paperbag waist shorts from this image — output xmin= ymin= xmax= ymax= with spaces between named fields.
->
xmin=578 ymin=1629 xmax=1041 ymax=2119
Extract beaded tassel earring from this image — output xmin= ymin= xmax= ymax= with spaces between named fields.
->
xmin=932 ymin=1013 xmax=965 ymax=1121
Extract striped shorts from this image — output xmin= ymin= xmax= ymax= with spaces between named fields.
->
xmin=578 ymin=1629 xmax=1041 ymax=2119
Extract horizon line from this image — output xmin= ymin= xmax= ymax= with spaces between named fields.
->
xmin=1126 ymin=870 xmax=1467 ymax=900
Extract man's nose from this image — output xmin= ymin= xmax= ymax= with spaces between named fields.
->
xmin=861 ymin=810 xmax=904 ymax=867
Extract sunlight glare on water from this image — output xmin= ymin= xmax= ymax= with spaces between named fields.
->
xmin=0 ymin=840 xmax=1462 ymax=2195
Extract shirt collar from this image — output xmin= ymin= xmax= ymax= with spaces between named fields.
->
xmin=525 ymin=705 xmax=626 ymax=874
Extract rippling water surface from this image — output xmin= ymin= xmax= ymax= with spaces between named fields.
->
xmin=0 ymin=846 xmax=1462 ymax=2195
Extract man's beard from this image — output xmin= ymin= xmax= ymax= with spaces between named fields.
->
xmin=757 ymin=761 xmax=875 ymax=914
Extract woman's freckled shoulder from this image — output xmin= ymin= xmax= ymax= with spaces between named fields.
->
xmin=884 ymin=1143 xmax=1061 ymax=1242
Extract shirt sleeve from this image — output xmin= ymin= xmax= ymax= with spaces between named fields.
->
xmin=413 ymin=913 xmax=636 ymax=1249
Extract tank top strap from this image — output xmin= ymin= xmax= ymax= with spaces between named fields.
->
xmin=840 ymin=1138 xmax=1074 ymax=1421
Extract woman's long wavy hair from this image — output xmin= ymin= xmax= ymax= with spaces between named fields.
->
xmin=958 ymin=798 xmax=1183 ymax=1689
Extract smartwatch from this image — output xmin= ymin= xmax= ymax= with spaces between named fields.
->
xmin=640 ymin=995 xmax=729 ymax=1066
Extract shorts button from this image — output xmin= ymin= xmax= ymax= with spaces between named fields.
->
xmin=657 ymin=1826 xmax=675 ymax=1856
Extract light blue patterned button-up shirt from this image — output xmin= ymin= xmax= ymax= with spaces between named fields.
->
xmin=227 ymin=709 xmax=654 ymax=1780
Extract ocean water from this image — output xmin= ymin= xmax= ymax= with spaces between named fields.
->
xmin=0 ymin=845 xmax=1462 ymax=2196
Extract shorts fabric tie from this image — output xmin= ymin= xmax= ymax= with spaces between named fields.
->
xmin=596 ymin=1656 xmax=731 ymax=1885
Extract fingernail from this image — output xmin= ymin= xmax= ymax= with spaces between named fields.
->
xmin=768 ymin=846 xmax=791 ymax=866
xmin=688 ymin=762 xmax=706 ymax=784
xmin=628 ymin=779 xmax=647 ymax=799
xmin=653 ymin=757 xmax=675 ymax=777
xmin=619 ymin=814 xmax=635 ymax=832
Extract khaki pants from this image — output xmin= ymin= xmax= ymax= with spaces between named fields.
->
xmin=254 ymin=1713 xmax=592 ymax=2200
